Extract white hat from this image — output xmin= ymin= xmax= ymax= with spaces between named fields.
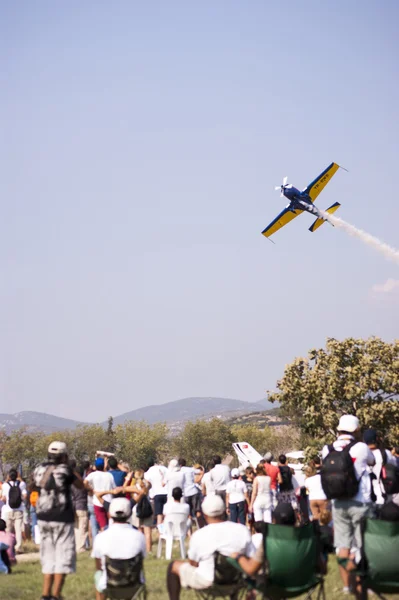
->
xmin=202 ymin=495 xmax=225 ymax=517
xmin=337 ymin=415 xmax=359 ymax=433
xmin=109 ymin=498 xmax=132 ymax=519
xmin=48 ymin=441 xmax=67 ymax=455
xmin=168 ymin=459 xmax=180 ymax=472
xmin=231 ymin=468 xmax=240 ymax=478
xmin=264 ymin=452 xmax=273 ymax=462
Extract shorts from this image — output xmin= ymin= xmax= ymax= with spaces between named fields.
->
xmin=179 ymin=563 xmax=213 ymax=590
xmin=95 ymin=569 xmax=106 ymax=593
xmin=185 ymin=493 xmax=201 ymax=516
xmin=332 ymin=500 xmax=373 ymax=551
xmin=94 ymin=505 xmax=108 ymax=529
xmin=38 ymin=521 xmax=76 ymax=574
xmin=154 ymin=494 xmax=168 ymax=517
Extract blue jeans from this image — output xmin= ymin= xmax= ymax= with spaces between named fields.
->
xmin=30 ymin=506 xmax=38 ymax=541
xmin=88 ymin=504 xmax=99 ymax=544
xmin=229 ymin=501 xmax=246 ymax=525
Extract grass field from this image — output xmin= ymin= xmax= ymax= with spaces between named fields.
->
xmin=0 ymin=550 xmax=398 ymax=600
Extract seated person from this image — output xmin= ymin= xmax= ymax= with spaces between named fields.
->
xmin=0 ymin=542 xmax=9 ymax=575
xmin=251 ymin=521 xmax=265 ymax=551
xmin=232 ymin=503 xmax=325 ymax=576
xmin=167 ymin=495 xmax=254 ymax=600
xmin=92 ymin=498 xmax=146 ymax=600
xmin=0 ymin=519 xmax=16 ymax=566
xmin=379 ymin=501 xmax=399 ymax=522
xmin=163 ymin=487 xmax=190 ymax=520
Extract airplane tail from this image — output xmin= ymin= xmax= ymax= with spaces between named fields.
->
xmin=309 ymin=202 xmax=341 ymax=232
xmin=232 ymin=442 xmax=263 ymax=469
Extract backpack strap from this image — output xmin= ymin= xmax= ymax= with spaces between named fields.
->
xmin=342 ymin=440 xmax=357 ymax=454
xmin=39 ymin=465 xmax=56 ymax=490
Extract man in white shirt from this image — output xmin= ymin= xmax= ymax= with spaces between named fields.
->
xmin=165 ymin=460 xmax=184 ymax=500
xmin=92 ymin=498 xmax=146 ymax=600
xmin=209 ymin=456 xmax=231 ymax=502
xmin=84 ymin=458 xmax=115 ymax=531
xmin=0 ymin=469 xmax=27 ymax=552
xmin=321 ymin=415 xmax=375 ymax=594
xmin=363 ymin=429 xmax=397 ymax=505
xmin=178 ymin=458 xmax=201 ymax=519
xmin=166 ymin=495 xmax=254 ymax=599
xmin=226 ymin=468 xmax=249 ymax=525
xmin=144 ymin=460 xmax=168 ymax=525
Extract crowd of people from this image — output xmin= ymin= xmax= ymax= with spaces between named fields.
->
xmin=0 ymin=413 xmax=398 ymax=600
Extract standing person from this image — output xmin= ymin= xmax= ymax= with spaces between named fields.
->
xmin=84 ymin=458 xmax=115 ymax=532
xmin=123 ymin=469 xmax=154 ymax=554
xmin=363 ymin=429 xmax=398 ymax=505
xmin=249 ymin=464 xmax=272 ymax=523
xmin=277 ymin=455 xmax=297 ymax=508
xmin=165 ymin=460 xmax=184 ymax=500
xmin=70 ymin=462 xmax=89 ymax=553
xmin=209 ymin=456 xmax=231 ymax=503
xmin=201 ymin=462 xmax=216 ymax=497
xmin=107 ymin=456 xmax=127 ymax=488
xmin=0 ymin=518 xmax=16 ymax=566
xmin=179 ymin=459 xmax=201 ymax=522
xmin=0 ymin=469 xmax=27 ymax=553
xmin=34 ymin=441 xmax=84 ymax=600
xmin=263 ymin=453 xmax=280 ymax=508
xmin=144 ymin=460 xmax=168 ymax=526
xmin=226 ymin=468 xmax=249 ymax=525
xmin=305 ymin=464 xmax=328 ymax=520
xmin=321 ymin=415 xmax=375 ymax=595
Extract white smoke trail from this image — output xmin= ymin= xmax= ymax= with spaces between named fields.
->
xmin=300 ymin=201 xmax=399 ymax=266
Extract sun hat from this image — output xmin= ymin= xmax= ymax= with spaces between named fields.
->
xmin=337 ymin=415 xmax=359 ymax=433
xmin=109 ymin=497 xmax=132 ymax=519
xmin=202 ymin=495 xmax=225 ymax=517
xmin=231 ymin=468 xmax=240 ymax=478
xmin=48 ymin=441 xmax=67 ymax=455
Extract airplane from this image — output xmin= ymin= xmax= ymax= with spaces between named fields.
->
xmin=262 ymin=162 xmax=346 ymax=239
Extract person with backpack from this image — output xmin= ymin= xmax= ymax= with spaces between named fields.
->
xmin=0 ymin=469 xmax=27 ymax=553
xmin=321 ymin=415 xmax=375 ymax=595
xmin=34 ymin=441 xmax=84 ymax=600
xmin=363 ymin=429 xmax=399 ymax=505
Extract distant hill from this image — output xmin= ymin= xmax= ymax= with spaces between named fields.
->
xmin=0 ymin=411 xmax=87 ymax=434
xmin=108 ymin=397 xmax=267 ymax=426
xmin=0 ymin=397 xmax=277 ymax=434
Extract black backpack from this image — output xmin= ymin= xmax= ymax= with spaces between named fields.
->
xmin=321 ymin=441 xmax=359 ymax=500
xmin=135 ymin=495 xmax=153 ymax=520
xmin=381 ymin=450 xmax=399 ymax=496
xmin=8 ymin=481 xmax=22 ymax=509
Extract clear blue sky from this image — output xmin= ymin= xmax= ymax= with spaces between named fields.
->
xmin=2 ymin=2 xmax=398 ymax=421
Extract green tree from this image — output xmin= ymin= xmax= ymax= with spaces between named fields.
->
xmin=106 ymin=416 xmax=116 ymax=453
xmin=268 ymin=337 xmax=399 ymax=445
xmin=114 ymin=421 xmax=169 ymax=468
xmin=3 ymin=428 xmax=43 ymax=475
xmin=172 ymin=419 xmax=234 ymax=466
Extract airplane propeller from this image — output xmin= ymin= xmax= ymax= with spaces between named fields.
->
xmin=275 ymin=176 xmax=289 ymax=196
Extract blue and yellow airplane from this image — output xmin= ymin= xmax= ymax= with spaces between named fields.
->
xmin=262 ymin=162 xmax=345 ymax=239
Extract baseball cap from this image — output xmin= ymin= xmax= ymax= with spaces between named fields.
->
xmin=264 ymin=452 xmax=274 ymax=462
xmin=109 ymin=498 xmax=132 ymax=519
xmin=337 ymin=415 xmax=359 ymax=433
xmin=48 ymin=441 xmax=67 ymax=455
xmin=202 ymin=495 xmax=225 ymax=517
xmin=363 ymin=429 xmax=377 ymax=445
xmin=231 ymin=468 xmax=240 ymax=478
xmin=95 ymin=457 xmax=105 ymax=469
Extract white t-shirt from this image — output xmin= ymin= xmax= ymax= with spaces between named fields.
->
xmin=226 ymin=479 xmax=247 ymax=504
xmin=165 ymin=471 xmax=185 ymax=498
xmin=188 ymin=521 xmax=254 ymax=582
xmin=92 ymin=523 xmax=146 ymax=590
xmin=371 ymin=448 xmax=397 ymax=504
xmin=180 ymin=466 xmax=197 ymax=497
xmin=85 ymin=471 xmax=115 ymax=507
xmin=322 ymin=436 xmax=375 ymax=503
xmin=144 ymin=465 xmax=168 ymax=498
xmin=202 ymin=472 xmax=216 ymax=496
xmin=1 ymin=481 xmax=27 ymax=515
xmin=163 ymin=501 xmax=190 ymax=519
xmin=210 ymin=464 xmax=231 ymax=491
xmin=305 ymin=474 xmax=327 ymax=501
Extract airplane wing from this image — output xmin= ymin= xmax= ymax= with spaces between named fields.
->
xmin=261 ymin=206 xmax=301 ymax=238
xmin=303 ymin=162 xmax=340 ymax=202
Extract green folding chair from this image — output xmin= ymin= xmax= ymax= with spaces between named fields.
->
xmin=104 ymin=553 xmax=147 ymax=600
xmin=194 ymin=552 xmax=247 ymax=600
xmin=357 ymin=518 xmax=399 ymax=600
xmin=237 ymin=523 xmax=326 ymax=600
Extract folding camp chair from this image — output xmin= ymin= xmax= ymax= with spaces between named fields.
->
xmin=357 ymin=518 xmax=399 ymax=600
xmin=104 ymin=552 xmax=147 ymax=600
xmin=230 ymin=522 xmax=325 ymax=600
xmin=194 ymin=552 xmax=247 ymax=600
